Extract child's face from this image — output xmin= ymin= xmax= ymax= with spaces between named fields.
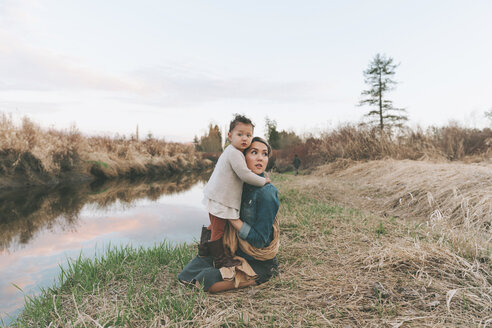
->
xmin=228 ymin=122 xmax=253 ymax=151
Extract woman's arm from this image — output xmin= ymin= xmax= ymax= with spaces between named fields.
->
xmin=237 ymin=186 xmax=279 ymax=248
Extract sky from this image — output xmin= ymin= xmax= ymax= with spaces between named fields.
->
xmin=1 ymin=0 xmax=491 ymax=142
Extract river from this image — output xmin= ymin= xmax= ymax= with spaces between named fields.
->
xmin=0 ymin=172 xmax=210 ymax=324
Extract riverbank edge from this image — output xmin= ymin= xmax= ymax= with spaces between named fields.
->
xmin=5 ymin=168 xmax=491 ymax=327
xmin=0 ymin=159 xmax=214 ymax=192
xmin=5 ymin=242 xmax=203 ymax=327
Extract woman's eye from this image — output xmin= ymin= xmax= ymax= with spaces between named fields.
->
xmin=252 ymin=150 xmax=257 ymax=154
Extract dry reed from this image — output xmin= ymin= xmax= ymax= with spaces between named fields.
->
xmin=272 ymin=124 xmax=492 ymax=172
xmin=0 ymin=113 xmax=211 ymax=188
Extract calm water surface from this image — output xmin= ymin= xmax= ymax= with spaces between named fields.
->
xmin=0 ymin=173 xmax=210 ymax=324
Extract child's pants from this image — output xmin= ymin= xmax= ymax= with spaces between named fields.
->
xmin=207 ymin=213 xmax=226 ymax=241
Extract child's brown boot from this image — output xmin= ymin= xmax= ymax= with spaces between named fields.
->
xmin=207 ymin=237 xmax=241 ymax=269
xmin=198 ymin=226 xmax=211 ymax=257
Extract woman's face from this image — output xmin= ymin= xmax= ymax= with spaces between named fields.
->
xmin=245 ymin=141 xmax=269 ymax=175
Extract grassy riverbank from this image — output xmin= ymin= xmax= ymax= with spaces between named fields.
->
xmin=7 ymin=161 xmax=492 ymax=327
xmin=8 ymin=243 xmax=201 ymax=327
xmin=0 ymin=114 xmax=212 ymax=190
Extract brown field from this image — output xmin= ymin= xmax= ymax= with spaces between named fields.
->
xmin=272 ymin=124 xmax=492 ymax=172
xmin=0 ymin=114 xmax=212 ymax=189
xmin=11 ymin=158 xmax=492 ymax=326
xmin=199 ymin=159 xmax=491 ymax=327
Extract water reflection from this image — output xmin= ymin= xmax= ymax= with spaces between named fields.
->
xmin=0 ymin=171 xmax=209 ymax=252
xmin=0 ymin=171 xmax=211 ymax=323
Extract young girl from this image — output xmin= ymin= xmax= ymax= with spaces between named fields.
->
xmin=200 ymin=114 xmax=270 ymax=268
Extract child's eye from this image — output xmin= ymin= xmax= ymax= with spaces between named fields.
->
xmin=238 ymin=133 xmax=242 ymax=137
xmin=247 ymin=134 xmax=252 ymax=138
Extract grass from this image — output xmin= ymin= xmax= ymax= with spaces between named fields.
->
xmin=272 ymin=123 xmax=492 ymax=172
xmin=5 ymin=163 xmax=492 ymax=327
xmin=8 ymin=242 xmax=203 ymax=327
xmin=0 ymin=113 xmax=212 ymax=189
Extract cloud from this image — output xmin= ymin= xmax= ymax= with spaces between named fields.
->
xmin=0 ymin=99 xmax=64 ymax=114
xmin=0 ymin=0 xmax=41 ymax=29
xmin=0 ymin=12 xmax=334 ymax=114
xmin=0 ymin=32 xmax=147 ymax=94
xmin=0 ymin=34 xmax=331 ymax=109
xmin=129 ymin=64 xmax=328 ymax=107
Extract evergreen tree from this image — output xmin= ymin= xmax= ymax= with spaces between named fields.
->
xmin=277 ymin=130 xmax=301 ymax=149
xmin=195 ymin=124 xmax=222 ymax=152
xmin=193 ymin=135 xmax=201 ymax=151
xmin=359 ymin=53 xmax=407 ymax=130
xmin=265 ymin=117 xmax=280 ymax=149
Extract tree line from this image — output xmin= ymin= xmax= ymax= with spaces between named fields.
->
xmin=193 ymin=119 xmax=302 ymax=153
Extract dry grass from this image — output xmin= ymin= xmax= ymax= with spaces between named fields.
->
xmin=314 ymin=159 xmax=492 ymax=261
xmin=167 ymin=167 xmax=491 ymax=326
xmin=272 ymin=124 xmax=492 ymax=172
xmin=12 ymin=161 xmax=492 ymax=327
xmin=0 ymin=113 xmax=211 ymax=187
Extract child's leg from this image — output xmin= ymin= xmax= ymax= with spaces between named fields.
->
xmin=207 ymin=213 xmax=240 ymax=268
xmin=208 ymin=213 xmax=226 ymax=241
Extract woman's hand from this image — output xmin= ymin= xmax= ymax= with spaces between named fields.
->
xmin=229 ymin=219 xmax=243 ymax=231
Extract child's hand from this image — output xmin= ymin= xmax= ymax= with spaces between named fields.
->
xmin=265 ymin=177 xmax=271 ymax=184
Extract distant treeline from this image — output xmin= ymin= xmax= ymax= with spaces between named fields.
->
xmin=0 ymin=114 xmax=212 ymax=189
xmin=194 ymin=118 xmax=492 ymax=172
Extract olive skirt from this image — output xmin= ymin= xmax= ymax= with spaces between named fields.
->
xmin=178 ymin=255 xmax=278 ymax=291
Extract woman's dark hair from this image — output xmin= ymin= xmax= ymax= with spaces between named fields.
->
xmin=229 ymin=114 xmax=254 ymax=132
xmin=244 ymin=136 xmax=272 ymax=157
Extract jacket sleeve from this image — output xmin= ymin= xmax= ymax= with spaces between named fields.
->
xmin=229 ymin=148 xmax=266 ymax=187
xmin=238 ymin=186 xmax=279 ymax=248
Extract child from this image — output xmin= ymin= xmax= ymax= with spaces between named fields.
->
xmin=200 ymin=114 xmax=270 ymax=268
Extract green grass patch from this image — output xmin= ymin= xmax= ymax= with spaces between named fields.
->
xmin=9 ymin=242 xmax=202 ymax=327
xmin=89 ymin=160 xmax=109 ymax=168
xmin=375 ymin=221 xmax=386 ymax=236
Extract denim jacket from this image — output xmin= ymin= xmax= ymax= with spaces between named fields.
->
xmin=237 ymin=173 xmax=279 ymax=259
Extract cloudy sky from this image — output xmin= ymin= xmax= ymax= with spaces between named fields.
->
xmin=1 ymin=0 xmax=491 ymax=141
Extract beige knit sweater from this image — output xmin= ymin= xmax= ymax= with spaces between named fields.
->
xmin=203 ymin=145 xmax=266 ymax=210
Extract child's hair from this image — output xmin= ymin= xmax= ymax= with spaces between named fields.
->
xmin=245 ymin=136 xmax=272 ymax=157
xmin=229 ymin=114 xmax=254 ymax=132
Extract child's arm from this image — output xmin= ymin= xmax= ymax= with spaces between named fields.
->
xmin=229 ymin=149 xmax=267 ymax=187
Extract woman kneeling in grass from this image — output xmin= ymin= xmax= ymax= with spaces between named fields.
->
xmin=178 ymin=137 xmax=280 ymax=292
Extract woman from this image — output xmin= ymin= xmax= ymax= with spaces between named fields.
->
xmin=178 ymin=137 xmax=279 ymax=292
